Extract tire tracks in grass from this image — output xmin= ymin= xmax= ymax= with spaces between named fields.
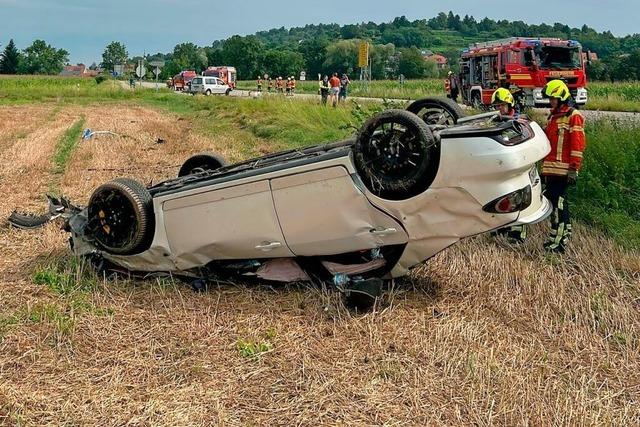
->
xmin=49 ymin=116 xmax=85 ymax=194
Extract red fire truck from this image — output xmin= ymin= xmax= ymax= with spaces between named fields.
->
xmin=170 ymin=70 xmax=197 ymax=91
xmin=203 ymin=66 xmax=237 ymax=89
xmin=452 ymin=38 xmax=588 ymax=109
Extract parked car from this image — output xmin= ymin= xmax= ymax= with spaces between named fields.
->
xmin=10 ymin=99 xmax=551 ymax=302
xmin=189 ymin=76 xmax=231 ymax=96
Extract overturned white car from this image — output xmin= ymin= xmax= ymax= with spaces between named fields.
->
xmin=11 ymin=98 xmax=551 ymax=300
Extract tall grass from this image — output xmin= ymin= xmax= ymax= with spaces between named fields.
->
xmin=237 ymin=79 xmax=444 ymax=100
xmin=238 ymin=78 xmax=640 ymax=112
xmin=573 ymin=119 xmax=640 ymax=249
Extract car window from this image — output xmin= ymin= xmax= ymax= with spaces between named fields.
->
xmin=205 ymin=78 xmax=215 ymax=85
xmin=217 ymin=79 xmax=225 ymax=85
xmin=192 ymin=77 xmax=202 ymax=85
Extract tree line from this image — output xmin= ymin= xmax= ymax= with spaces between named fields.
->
xmin=3 ymin=11 xmax=640 ymax=81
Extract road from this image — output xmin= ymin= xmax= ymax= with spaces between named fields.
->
xmin=128 ymin=82 xmax=640 ymax=122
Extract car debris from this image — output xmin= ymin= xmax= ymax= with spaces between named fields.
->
xmin=9 ymin=98 xmax=552 ymax=305
xmin=82 ymin=129 xmax=121 ymax=141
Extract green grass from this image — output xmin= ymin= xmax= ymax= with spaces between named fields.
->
xmin=2 ymin=75 xmax=638 ymax=249
xmin=238 ymin=78 xmax=640 ymax=112
xmin=572 ymin=119 xmax=640 ymax=249
xmin=237 ymin=78 xmax=444 ymax=100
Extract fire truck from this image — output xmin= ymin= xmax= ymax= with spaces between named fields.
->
xmin=170 ymin=70 xmax=197 ymax=91
xmin=203 ymin=66 xmax=237 ymax=89
xmin=453 ymin=38 xmax=588 ymax=109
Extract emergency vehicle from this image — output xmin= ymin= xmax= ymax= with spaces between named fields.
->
xmin=203 ymin=66 xmax=237 ymax=89
xmin=452 ymin=38 xmax=588 ymax=108
xmin=170 ymin=70 xmax=197 ymax=91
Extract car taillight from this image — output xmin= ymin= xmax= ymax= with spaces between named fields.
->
xmin=491 ymin=121 xmax=533 ymax=146
xmin=483 ymin=186 xmax=532 ymax=214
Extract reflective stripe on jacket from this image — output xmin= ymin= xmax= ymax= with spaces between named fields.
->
xmin=542 ymin=105 xmax=586 ymax=176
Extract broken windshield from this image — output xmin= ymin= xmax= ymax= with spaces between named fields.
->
xmin=536 ymin=46 xmax=582 ymax=70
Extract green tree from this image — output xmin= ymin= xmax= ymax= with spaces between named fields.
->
xmin=19 ymin=40 xmax=68 ymax=75
xmin=0 ymin=39 xmax=21 ymax=74
xmin=172 ymin=42 xmax=208 ymax=73
xmin=370 ymin=43 xmax=395 ymax=79
xmin=298 ymin=38 xmax=328 ymax=77
xmin=101 ymin=41 xmax=128 ymax=72
xmin=261 ymin=50 xmax=305 ymax=78
xmin=220 ymin=35 xmax=263 ymax=80
xmin=397 ymin=47 xmax=427 ymax=78
xmin=323 ymin=39 xmax=358 ymax=75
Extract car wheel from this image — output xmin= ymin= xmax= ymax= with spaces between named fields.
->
xmin=87 ymin=178 xmax=155 ymax=255
xmin=177 ymin=152 xmax=228 ymax=177
xmin=205 ymin=89 xmax=211 ymax=96
xmin=225 ymin=89 xmax=231 ymax=96
xmin=353 ymin=109 xmax=437 ymax=200
xmin=406 ymin=96 xmax=464 ymax=125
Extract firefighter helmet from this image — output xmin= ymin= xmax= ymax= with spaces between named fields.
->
xmin=491 ymin=88 xmax=515 ymax=107
xmin=543 ymin=79 xmax=571 ymax=102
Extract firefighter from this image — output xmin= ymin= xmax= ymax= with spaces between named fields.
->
xmin=267 ymin=78 xmax=273 ymax=93
xmin=541 ymin=79 xmax=586 ymax=253
xmin=491 ymin=88 xmax=517 ymax=117
xmin=490 ymin=88 xmax=527 ymax=244
xmin=290 ymin=76 xmax=296 ymax=95
xmin=257 ymin=76 xmax=263 ymax=92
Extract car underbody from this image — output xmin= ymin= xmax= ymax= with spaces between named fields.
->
xmin=9 ymin=98 xmax=552 ymax=301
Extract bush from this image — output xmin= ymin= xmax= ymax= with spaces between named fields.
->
xmin=95 ymin=74 xmax=109 ymax=84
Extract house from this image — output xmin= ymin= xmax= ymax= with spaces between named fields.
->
xmin=421 ymin=51 xmax=449 ymax=70
xmin=59 ymin=64 xmax=100 ymax=77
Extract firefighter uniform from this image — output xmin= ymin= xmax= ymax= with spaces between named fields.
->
xmin=491 ymin=88 xmax=528 ymax=244
xmin=541 ymin=103 xmax=586 ymax=253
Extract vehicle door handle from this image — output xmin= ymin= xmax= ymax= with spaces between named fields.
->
xmin=370 ymin=227 xmax=397 ymax=236
xmin=255 ymin=241 xmax=283 ymax=251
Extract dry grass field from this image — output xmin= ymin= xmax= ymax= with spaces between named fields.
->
xmin=0 ymin=102 xmax=639 ymax=426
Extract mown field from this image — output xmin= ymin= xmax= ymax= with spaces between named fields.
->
xmin=0 ymin=76 xmax=639 ymax=425
xmin=237 ymin=78 xmax=640 ymax=112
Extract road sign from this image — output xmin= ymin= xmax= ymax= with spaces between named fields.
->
xmin=135 ymin=64 xmax=146 ymax=78
xmin=153 ymin=67 xmax=161 ymax=77
xmin=358 ymin=42 xmax=369 ymax=68
xmin=150 ymin=60 xmax=165 ymax=68
xmin=300 ymin=71 xmax=306 ymax=81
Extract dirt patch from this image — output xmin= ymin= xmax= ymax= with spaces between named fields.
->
xmin=0 ymin=103 xmax=638 ymax=425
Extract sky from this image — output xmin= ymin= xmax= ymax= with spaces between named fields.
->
xmin=0 ymin=0 xmax=636 ymax=64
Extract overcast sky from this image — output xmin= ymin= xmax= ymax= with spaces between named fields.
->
xmin=0 ymin=0 xmax=635 ymax=64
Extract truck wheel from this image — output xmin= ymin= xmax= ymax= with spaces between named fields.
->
xmin=178 ymin=153 xmax=227 ymax=177
xmin=87 ymin=178 xmax=155 ymax=255
xmin=353 ymin=109 xmax=437 ymax=200
xmin=406 ymin=96 xmax=464 ymax=125
xmin=471 ymin=92 xmax=483 ymax=110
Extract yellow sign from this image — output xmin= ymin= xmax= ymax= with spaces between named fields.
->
xmin=358 ymin=42 xmax=369 ymax=68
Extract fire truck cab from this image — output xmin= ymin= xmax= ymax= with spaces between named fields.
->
xmin=457 ymin=38 xmax=588 ymax=108
xmin=203 ymin=66 xmax=237 ymax=89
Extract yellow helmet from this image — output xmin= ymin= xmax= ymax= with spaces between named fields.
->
xmin=491 ymin=88 xmax=514 ymax=107
xmin=543 ymin=79 xmax=570 ymax=101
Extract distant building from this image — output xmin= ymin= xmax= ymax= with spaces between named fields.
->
xmin=422 ymin=51 xmax=448 ymax=70
xmin=421 ymin=51 xmax=448 ymax=69
xmin=60 ymin=64 xmax=99 ymax=77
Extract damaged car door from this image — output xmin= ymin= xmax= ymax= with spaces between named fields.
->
xmin=162 ymin=180 xmax=294 ymax=269
xmin=271 ymin=166 xmax=409 ymax=256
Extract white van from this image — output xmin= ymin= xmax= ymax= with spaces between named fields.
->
xmin=190 ymin=76 xmax=231 ymax=96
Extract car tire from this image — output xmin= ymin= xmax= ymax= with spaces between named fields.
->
xmin=353 ymin=109 xmax=437 ymax=200
xmin=205 ymin=89 xmax=211 ymax=96
xmin=87 ymin=178 xmax=155 ymax=255
xmin=225 ymin=89 xmax=231 ymax=96
xmin=406 ymin=96 xmax=464 ymax=125
xmin=177 ymin=152 xmax=228 ymax=177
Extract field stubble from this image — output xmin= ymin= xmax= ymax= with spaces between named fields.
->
xmin=0 ymin=101 xmax=638 ymax=425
